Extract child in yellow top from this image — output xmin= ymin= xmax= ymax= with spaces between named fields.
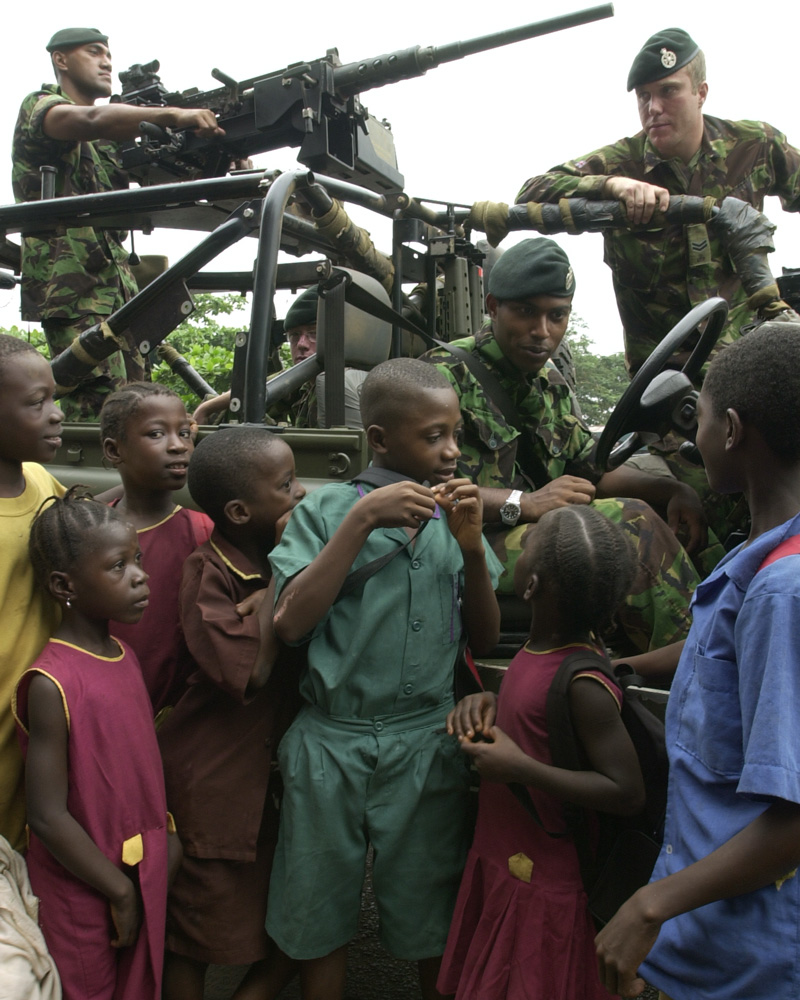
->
xmin=0 ymin=334 xmax=64 ymax=848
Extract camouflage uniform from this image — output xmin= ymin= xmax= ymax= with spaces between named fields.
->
xmin=516 ymin=116 xmax=800 ymax=375
xmin=517 ymin=117 xmax=800 ymax=554
xmin=12 ymin=85 xmax=143 ymax=420
xmin=426 ymin=325 xmax=701 ymax=653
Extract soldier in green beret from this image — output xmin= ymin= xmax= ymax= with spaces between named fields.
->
xmin=192 ymin=286 xmax=368 ymax=429
xmin=517 ymin=27 xmax=800 ymax=377
xmin=424 ymin=238 xmax=704 ymax=654
xmin=12 ymin=29 xmax=225 ymax=420
xmin=516 ymin=28 xmax=800 ymax=564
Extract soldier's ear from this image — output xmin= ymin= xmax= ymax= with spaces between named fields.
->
xmin=486 ymin=293 xmax=500 ymax=320
xmin=367 ymin=425 xmax=389 ymax=454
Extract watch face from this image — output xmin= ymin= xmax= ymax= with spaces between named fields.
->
xmin=500 ymin=500 xmax=520 ymax=524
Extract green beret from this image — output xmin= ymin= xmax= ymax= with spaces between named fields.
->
xmin=46 ymin=28 xmax=109 ymax=53
xmin=488 ymin=239 xmax=575 ymax=301
xmin=627 ymin=28 xmax=700 ymax=91
xmin=284 ymin=286 xmax=319 ymax=331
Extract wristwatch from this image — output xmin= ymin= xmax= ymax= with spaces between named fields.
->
xmin=499 ymin=489 xmax=523 ymax=527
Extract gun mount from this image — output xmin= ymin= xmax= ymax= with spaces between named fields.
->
xmin=114 ymin=4 xmax=613 ymax=193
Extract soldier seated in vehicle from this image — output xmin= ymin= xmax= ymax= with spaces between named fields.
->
xmin=192 ymin=286 xmax=367 ymax=430
xmin=423 ymin=238 xmax=704 ymax=654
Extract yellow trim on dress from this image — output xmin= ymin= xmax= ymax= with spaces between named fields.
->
xmin=12 ymin=668 xmax=71 ymax=735
xmin=136 ymin=505 xmax=183 ymax=534
xmin=50 ymin=637 xmax=125 ymax=661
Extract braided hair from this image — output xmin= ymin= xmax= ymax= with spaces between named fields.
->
xmin=99 ymin=382 xmax=185 ymax=442
xmin=519 ymin=506 xmax=638 ymax=636
xmin=29 ymin=486 xmax=126 ymax=591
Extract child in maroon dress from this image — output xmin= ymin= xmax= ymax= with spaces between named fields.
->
xmin=439 ymin=506 xmax=645 ymax=1000
xmin=14 ymin=489 xmax=181 ymax=1000
xmin=100 ymin=383 xmax=213 ymax=715
xmin=157 ymin=428 xmax=305 ymax=1000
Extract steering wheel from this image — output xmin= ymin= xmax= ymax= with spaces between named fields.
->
xmin=595 ymin=297 xmax=729 ymax=470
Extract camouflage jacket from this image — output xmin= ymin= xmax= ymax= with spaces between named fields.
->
xmin=426 ymin=324 xmax=600 ymax=491
xmin=12 ymin=85 xmax=138 ymax=322
xmin=517 ymin=116 xmax=800 ymax=373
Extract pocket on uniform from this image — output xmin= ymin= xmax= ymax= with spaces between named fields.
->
xmin=604 ymin=229 xmax=665 ymax=294
xmin=675 ymin=651 xmax=743 ymax=777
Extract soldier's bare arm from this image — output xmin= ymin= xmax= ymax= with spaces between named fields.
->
xmin=42 ymin=103 xmax=225 ymax=143
xmin=478 ymin=477 xmax=596 ymax=524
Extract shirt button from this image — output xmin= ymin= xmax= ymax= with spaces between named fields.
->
xmin=374 ymin=721 xmax=385 ymax=732
xmin=411 ymin=559 xmax=421 ymax=569
xmin=403 ymin=683 xmax=413 ymax=695
xmin=488 ymin=436 xmax=498 ymax=449
xmin=411 ymin=620 xmax=422 ymax=631
xmin=665 ymin=844 xmax=673 ymax=854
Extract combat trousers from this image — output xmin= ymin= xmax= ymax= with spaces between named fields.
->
xmin=486 ymin=496 xmax=700 ymax=654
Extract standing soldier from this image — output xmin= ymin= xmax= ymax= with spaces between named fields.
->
xmin=516 ymin=27 xmax=800 ymax=376
xmin=12 ymin=27 xmax=224 ymax=419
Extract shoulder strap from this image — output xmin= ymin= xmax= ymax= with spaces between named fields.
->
xmin=506 ymin=649 xmax=613 ymax=839
xmin=757 ymin=533 xmax=800 ymax=572
xmin=441 ymin=344 xmax=551 ymax=491
xmin=335 ymin=469 xmax=426 ymax=602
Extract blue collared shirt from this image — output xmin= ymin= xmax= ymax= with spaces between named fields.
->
xmin=642 ymin=511 xmax=800 ymax=999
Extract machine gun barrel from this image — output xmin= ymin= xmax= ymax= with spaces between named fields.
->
xmin=332 ymin=4 xmax=614 ymax=98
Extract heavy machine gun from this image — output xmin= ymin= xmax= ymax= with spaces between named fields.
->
xmin=113 ymin=4 xmax=613 ymax=193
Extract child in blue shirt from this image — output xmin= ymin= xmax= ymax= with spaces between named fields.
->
xmin=596 ymin=323 xmax=800 ymax=1000
xmin=267 ymin=358 xmax=501 ymax=999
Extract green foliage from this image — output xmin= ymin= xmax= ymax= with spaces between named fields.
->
xmin=567 ymin=321 xmax=629 ymax=427
xmin=3 ymin=324 xmax=49 ymax=357
xmin=151 ymin=293 xmax=246 ymax=407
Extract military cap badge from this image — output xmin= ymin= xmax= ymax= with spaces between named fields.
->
xmin=660 ymin=47 xmax=677 ymax=69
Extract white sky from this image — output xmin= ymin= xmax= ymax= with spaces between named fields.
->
xmin=2 ymin=0 xmax=799 ymax=354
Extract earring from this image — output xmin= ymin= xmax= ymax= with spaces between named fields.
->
xmin=65 ymin=597 xmax=73 ymax=609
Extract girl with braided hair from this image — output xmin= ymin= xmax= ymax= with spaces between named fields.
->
xmin=438 ymin=506 xmax=645 ymax=1000
xmin=13 ymin=489 xmax=180 ymax=1000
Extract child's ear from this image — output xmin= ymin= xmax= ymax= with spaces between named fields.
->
xmin=725 ymin=407 xmax=744 ymax=450
xmin=223 ymin=498 xmax=250 ymax=526
xmin=366 ymin=424 xmax=388 ymax=454
xmin=49 ymin=571 xmax=75 ymax=606
xmin=522 ymin=572 xmax=539 ymax=602
xmin=102 ymin=437 xmax=123 ymax=466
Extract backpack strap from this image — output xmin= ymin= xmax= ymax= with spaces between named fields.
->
xmin=506 ymin=648 xmax=616 ymax=840
xmin=334 ymin=468 xmax=427 ymax=603
xmin=757 ymin=533 xmax=800 ymax=572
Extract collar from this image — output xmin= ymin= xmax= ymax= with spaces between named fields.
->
xmin=209 ymin=527 xmax=265 ymax=581
xmin=641 ymin=115 xmax=721 ymax=176
xmin=475 ymin=323 xmax=555 ymax=390
xmin=703 ymin=510 xmax=800 ymax=593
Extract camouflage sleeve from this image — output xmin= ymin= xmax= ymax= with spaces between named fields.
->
xmin=764 ymin=124 xmax=800 ymax=213
xmin=515 ymin=135 xmax=645 ymax=204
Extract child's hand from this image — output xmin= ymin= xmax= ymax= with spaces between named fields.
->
xmin=447 ymin=691 xmax=497 ymax=741
xmin=458 ymin=724 xmax=529 ymax=784
xmin=358 ymin=481 xmax=436 ymax=530
xmin=595 ymin=887 xmax=662 ymax=997
xmin=109 ymin=877 xmax=142 ymax=948
xmin=432 ymin=479 xmax=484 ymax=551
xmin=236 ymin=587 xmax=270 ymax=618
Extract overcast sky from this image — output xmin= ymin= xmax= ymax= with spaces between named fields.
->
xmin=2 ymin=0 xmax=799 ymax=354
